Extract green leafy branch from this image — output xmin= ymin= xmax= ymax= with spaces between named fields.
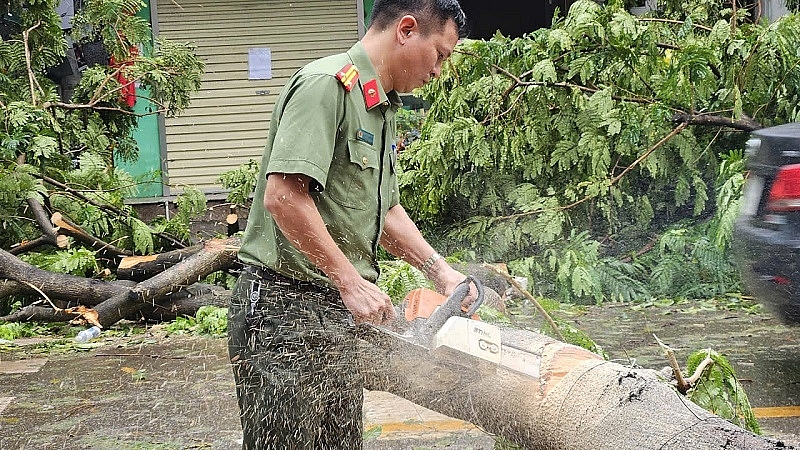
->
xmin=490 ymin=121 xmax=688 ymax=225
xmin=656 ymin=335 xmax=760 ymax=434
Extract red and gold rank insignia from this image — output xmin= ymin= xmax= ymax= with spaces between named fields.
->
xmin=363 ymin=78 xmax=380 ymax=108
xmin=336 ymin=63 xmax=359 ymax=92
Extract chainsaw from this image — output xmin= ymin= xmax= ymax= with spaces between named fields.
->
xmin=359 ymin=276 xmax=504 ymax=365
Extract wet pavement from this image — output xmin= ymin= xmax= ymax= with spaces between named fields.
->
xmin=0 ymin=298 xmax=798 ymax=449
xmin=0 ymin=328 xmax=495 ymax=450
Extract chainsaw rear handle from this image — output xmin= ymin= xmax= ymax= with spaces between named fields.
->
xmin=416 ymin=275 xmax=484 ymax=344
xmin=462 ymin=276 xmax=485 ymax=317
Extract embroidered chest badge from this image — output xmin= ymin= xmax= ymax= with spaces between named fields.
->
xmin=336 ymin=63 xmax=359 ymax=92
xmin=356 ymin=128 xmax=374 ymax=146
xmin=363 ymin=78 xmax=381 ymax=108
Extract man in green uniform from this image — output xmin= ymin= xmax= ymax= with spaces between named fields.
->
xmin=228 ymin=0 xmax=470 ymax=448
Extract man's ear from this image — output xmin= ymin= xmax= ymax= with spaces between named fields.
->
xmin=397 ymin=15 xmax=418 ymax=43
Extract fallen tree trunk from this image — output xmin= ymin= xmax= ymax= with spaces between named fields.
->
xmin=93 ymin=237 xmax=239 ymax=327
xmin=358 ymin=324 xmax=791 ymax=450
xmin=0 ymin=284 xmax=230 ymax=323
xmin=0 ymin=247 xmax=133 ymax=301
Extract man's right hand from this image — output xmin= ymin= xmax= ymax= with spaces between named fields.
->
xmin=336 ymin=275 xmax=396 ymax=326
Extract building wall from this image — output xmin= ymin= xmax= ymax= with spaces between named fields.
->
xmin=155 ymin=0 xmax=360 ymax=194
xmin=763 ymin=0 xmax=791 ymax=21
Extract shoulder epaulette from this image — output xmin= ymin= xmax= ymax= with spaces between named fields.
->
xmin=336 ymin=63 xmax=359 ymax=92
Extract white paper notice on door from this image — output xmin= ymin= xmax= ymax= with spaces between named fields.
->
xmin=248 ymin=48 xmax=272 ymax=80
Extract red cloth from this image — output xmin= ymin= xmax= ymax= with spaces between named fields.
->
xmin=109 ymin=47 xmax=138 ymax=108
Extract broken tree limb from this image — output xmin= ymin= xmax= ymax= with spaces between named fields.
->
xmin=358 ymin=325 xmax=789 ymax=450
xmin=8 ymin=234 xmax=63 ymax=256
xmin=0 ymin=285 xmax=230 ymax=323
xmin=482 ymin=263 xmax=561 ymax=340
xmin=135 ymin=285 xmax=230 ymax=322
xmin=27 ymin=197 xmax=59 ymax=241
xmin=116 ymin=243 xmax=204 ymax=281
xmin=0 ymin=304 xmax=75 ymax=323
xmin=672 ymin=112 xmax=762 ymax=131
xmin=0 ymin=247 xmax=133 ymax=301
xmin=92 ymin=237 xmax=239 ymax=327
xmin=0 ymin=279 xmax=22 ymax=298
xmin=9 ymin=198 xmax=69 ymax=255
xmin=34 ymin=173 xmax=188 ymax=249
xmin=50 ymin=212 xmax=132 ymax=257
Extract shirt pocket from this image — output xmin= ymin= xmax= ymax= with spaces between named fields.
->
xmin=326 ymin=139 xmax=380 ymax=210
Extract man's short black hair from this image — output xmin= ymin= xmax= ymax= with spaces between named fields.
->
xmin=369 ymin=0 xmax=469 ymax=39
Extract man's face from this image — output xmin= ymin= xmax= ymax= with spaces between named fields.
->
xmin=395 ymin=19 xmax=459 ymax=93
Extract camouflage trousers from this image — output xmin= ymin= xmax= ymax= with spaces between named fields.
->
xmin=227 ymin=265 xmax=363 ymax=450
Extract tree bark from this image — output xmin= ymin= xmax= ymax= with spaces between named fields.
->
xmin=92 ymin=237 xmax=239 ymax=327
xmin=0 ymin=285 xmax=230 ymax=323
xmin=358 ymin=324 xmax=790 ymax=450
xmin=0 ymin=279 xmax=22 ymax=298
xmin=116 ymin=244 xmax=204 ymax=281
xmin=0 ymin=247 xmax=133 ymax=301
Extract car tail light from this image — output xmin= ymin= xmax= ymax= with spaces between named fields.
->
xmin=767 ymin=164 xmax=800 ymax=212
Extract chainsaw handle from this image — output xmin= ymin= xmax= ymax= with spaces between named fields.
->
xmin=463 ymin=276 xmax=485 ymax=317
xmin=416 ymin=276 xmax=484 ymax=344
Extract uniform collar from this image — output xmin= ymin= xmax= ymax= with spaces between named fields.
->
xmin=347 ymin=42 xmax=403 ymax=111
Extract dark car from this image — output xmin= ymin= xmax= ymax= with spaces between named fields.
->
xmin=733 ymin=122 xmax=800 ymax=323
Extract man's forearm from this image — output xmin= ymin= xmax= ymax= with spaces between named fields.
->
xmin=381 ymin=204 xmax=470 ymax=299
xmin=380 ymin=204 xmax=439 ymax=270
xmin=265 ymin=174 xmax=361 ymax=286
xmin=265 ymin=173 xmax=395 ymax=324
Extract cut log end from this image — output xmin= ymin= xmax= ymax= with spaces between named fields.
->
xmin=55 ymin=234 xmax=70 ymax=249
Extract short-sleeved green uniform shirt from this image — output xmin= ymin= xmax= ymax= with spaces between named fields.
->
xmin=238 ymin=42 xmax=403 ymax=288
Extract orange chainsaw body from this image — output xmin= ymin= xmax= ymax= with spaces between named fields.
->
xmin=403 ymin=288 xmax=479 ymax=321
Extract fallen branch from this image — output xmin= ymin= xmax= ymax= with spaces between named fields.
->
xmin=0 ymin=279 xmax=22 ymax=298
xmin=655 ymin=334 xmax=691 ymax=394
xmin=92 ymin=237 xmax=239 ymax=327
xmin=686 ymin=350 xmax=716 ymax=385
xmin=619 ymin=234 xmax=659 ymax=263
xmin=482 ymin=263 xmax=563 ymax=341
xmin=117 ymin=243 xmax=204 ymax=281
xmin=0 ymin=304 xmax=74 ymax=323
xmin=9 ymin=199 xmax=68 ymax=255
xmin=672 ymin=112 xmax=762 ymax=132
xmin=51 ymin=212 xmax=133 ymax=257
